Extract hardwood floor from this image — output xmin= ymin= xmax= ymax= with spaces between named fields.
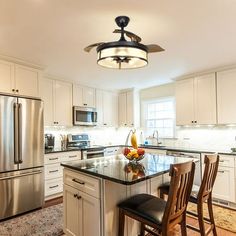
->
xmin=169 ymin=216 xmax=236 ymax=236
xmin=43 ymin=196 xmax=63 ymax=208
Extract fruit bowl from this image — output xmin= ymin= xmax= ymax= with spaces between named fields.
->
xmin=123 ymin=147 xmax=145 ymax=162
xmin=123 ymin=129 xmax=145 ymax=162
xmin=124 ymin=162 xmax=145 ymax=180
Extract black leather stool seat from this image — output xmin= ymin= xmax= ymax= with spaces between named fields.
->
xmin=118 ymin=193 xmax=166 ymax=225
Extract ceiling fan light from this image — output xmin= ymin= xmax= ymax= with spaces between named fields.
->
xmin=97 ymin=46 xmax=148 ymax=69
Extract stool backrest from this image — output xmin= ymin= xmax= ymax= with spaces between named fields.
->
xmin=163 ymin=161 xmax=195 ymax=227
xmin=198 ymin=154 xmax=219 ymax=201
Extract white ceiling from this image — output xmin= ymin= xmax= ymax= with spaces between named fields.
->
xmin=0 ymin=0 xmax=236 ymax=90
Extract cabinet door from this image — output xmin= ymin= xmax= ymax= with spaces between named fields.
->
xmin=175 ymin=78 xmax=195 ymax=125
xmin=63 ymin=184 xmax=82 ymax=236
xmin=213 ymin=166 xmax=235 ymax=202
xmin=15 ymin=64 xmax=40 ymax=97
xmin=54 ymin=80 xmax=72 ymax=126
xmin=103 ymin=91 xmax=118 ymax=126
xmin=126 ymin=91 xmax=134 ymax=126
xmin=95 ymin=89 xmax=104 ymax=126
xmin=0 ymin=60 xmax=14 ymax=94
xmin=73 ymin=84 xmax=83 ymax=107
xmin=39 ymin=77 xmax=54 ymax=126
xmin=118 ymin=92 xmax=127 ymax=126
xmin=83 ymin=86 xmax=95 ymax=107
xmin=195 ymin=73 xmax=217 ymax=124
xmin=80 ymin=191 xmax=100 ymax=236
xmin=217 ymin=69 xmax=236 ymax=124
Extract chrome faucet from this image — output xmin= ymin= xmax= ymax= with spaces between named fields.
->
xmin=152 ymin=130 xmax=159 ymax=145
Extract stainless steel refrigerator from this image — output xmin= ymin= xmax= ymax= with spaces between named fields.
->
xmin=0 ymin=94 xmax=44 ymax=220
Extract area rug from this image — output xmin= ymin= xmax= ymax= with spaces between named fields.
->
xmin=0 ymin=203 xmax=64 ymax=236
xmin=187 ymin=202 xmax=236 ymax=233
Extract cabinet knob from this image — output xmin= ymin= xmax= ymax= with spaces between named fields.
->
xmin=83 ymin=103 xmax=87 ymax=106
xmin=124 ymin=124 xmax=127 ymax=126
xmin=77 ymin=195 xmax=82 ymax=200
xmin=195 ymin=121 xmax=197 ymax=123
xmin=12 ymin=89 xmax=15 ymax=92
xmin=104 ymin=123 xmax=107 ymax=126
xmin=16 ymin=89 xmax=19 ymax=93
xmin=74 ymin=194 xmax=77 ymax=198
xmin=191 ymin=121 xmax=194 ymax=123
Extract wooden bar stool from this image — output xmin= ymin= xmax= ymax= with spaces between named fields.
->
xmin=118 ymin=161 xmax=195 ymax=236
xmin=159 ymin=154 xmax=219 ymax=236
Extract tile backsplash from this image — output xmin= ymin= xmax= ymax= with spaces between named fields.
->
xmin=45 ymin=125 xmax=236 ymax=152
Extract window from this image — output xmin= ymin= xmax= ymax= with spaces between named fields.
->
xmin=144 ymin=97 xmax=175 ymax=138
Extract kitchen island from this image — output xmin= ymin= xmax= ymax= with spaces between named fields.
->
xmin=61 ymin=153 xmax=196 ymax=236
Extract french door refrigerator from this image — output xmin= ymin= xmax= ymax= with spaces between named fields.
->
xmin=0 ymin=94 xmax=44 ymax=220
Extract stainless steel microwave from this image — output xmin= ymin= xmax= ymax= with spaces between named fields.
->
xmin=73 ymin=106 xmax=97 ymax=126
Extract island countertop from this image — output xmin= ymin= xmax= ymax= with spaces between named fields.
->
xmin=61 ymin=154 xmax=197 ymax=185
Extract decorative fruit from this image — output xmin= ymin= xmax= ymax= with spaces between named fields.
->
xmin=137 ymin=148 xmax=145 ymax=156
xmin=123 ymin=147 xmax=131 ymax=156
xmin=131 ymin=131 xmax=138 ymax=149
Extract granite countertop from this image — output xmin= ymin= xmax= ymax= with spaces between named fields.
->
xmin=45 ymin=144 xmax=236 ymax=156
xmin=61 ymin=154 xmax=198 ymax=185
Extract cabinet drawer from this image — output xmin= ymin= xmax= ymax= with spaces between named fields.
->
xmin=45 ymin=163 xmax=63 ymax=180
xmin=64 ymin=169 xmax=100 ymax=198
xmin=45 ymin=178 xmax=63 ymax=196
xmin=213 ymin=166 xmax=235 ymax=202
xmin=45 ymin=153 xmax=65 ymax=165
xmin=218 ymin=155 xmax=234 ymax=167
xmin=62 ymin=151 xmax=81 ymax=162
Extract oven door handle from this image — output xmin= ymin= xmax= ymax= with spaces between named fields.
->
xmin=84 ymin=150 xmax=104 ymax=155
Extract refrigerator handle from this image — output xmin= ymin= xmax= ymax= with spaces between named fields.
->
xmin=13 ymin=103 xmax=19 ymax=164
xmin=18 ymin=103 xmax=23 ymax=164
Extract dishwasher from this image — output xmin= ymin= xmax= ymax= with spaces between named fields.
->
xmin=166 ymin=150 xmax=202 ymax=187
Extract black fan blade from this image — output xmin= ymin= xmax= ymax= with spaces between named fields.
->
xmin=84 ymin=43 xmax=105 ymax=52
xmin=113 ymin=29 xmax=142 ymax=43
xmin=146 ymin=44 xmax=165 ymax=53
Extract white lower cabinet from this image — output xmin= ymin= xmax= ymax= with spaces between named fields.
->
xmin=201 ymin=153 xmax=235 ymax=203
xmin=44 ymin=152 xmax=81 ymax=200
xmin=143 ymin=148 xmax=167 ymax=155
xmin=63 ymin=169 xmax=101 ymax=236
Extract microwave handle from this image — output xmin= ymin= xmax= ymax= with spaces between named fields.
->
xmin=93 ymin=111 xmax=97 ymax=122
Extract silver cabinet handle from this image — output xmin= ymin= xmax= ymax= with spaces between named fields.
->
xmin=72 ymin=178 xmax=85 ymax=185
xmin=18 ymin=103 xmax=23 ymax=164
xmin=218 ymin=170 xmax=225 ymax=173
xmin=69 ymin=155 xmax=77 ymax=158
xmin=49 ymin=170 xmax=59 ymax=173
xmin=49 ymin=157 xmax=59 ymax=161
xmin=49 ymin=184 xmax=59 ymax=189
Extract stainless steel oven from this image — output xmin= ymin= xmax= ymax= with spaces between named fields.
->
xmin=73 ymin=106 xmax=97 ymax=126
xmin=82 ymin=147 xmax=105 ymax=159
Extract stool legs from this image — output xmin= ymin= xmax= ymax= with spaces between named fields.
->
xmin=197 ymin=201 xmax=206 ymax=236
xmin=207 ymin=195 xmax=217 ymax=236
xmin=118 ymin=209 xmax=125 ymax=236
xmin=180 ymin=214 xmax=187 ymax=236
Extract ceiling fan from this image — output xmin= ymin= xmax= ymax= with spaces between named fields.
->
xmin=84 ymin=16 xmax=165 ymax=69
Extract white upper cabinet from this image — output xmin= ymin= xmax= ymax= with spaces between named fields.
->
xmin=118 ymin=90 xmax=140 ymax=127
xmin=54 ymin=80 xmax=72 ymax=126
xmin=39 ymin=77 xmax=72 ymax=126
xmin=96 ymin=89 xmax=118 ymax=127
xmin=39 ymin=77 xmax=54 ymax=126
xmin=0 ymin=59 xmax=41 ymax=97
xmin=73 ymin=85 xmax=95 ymax=108
xmin=194 ymin=73 xmax=217 ymax=124
xmin=176 ymin=73 xmax=217 ymax=125
xmin=217 ymin=69 xmax=236 ymax=124
xmin=15 ymin=64 xmax=40 ymax=97
xmin=176 ymin=79 xmax=195 ymax=125
xmin=0 ymin=60 xmax=14 ymax=94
